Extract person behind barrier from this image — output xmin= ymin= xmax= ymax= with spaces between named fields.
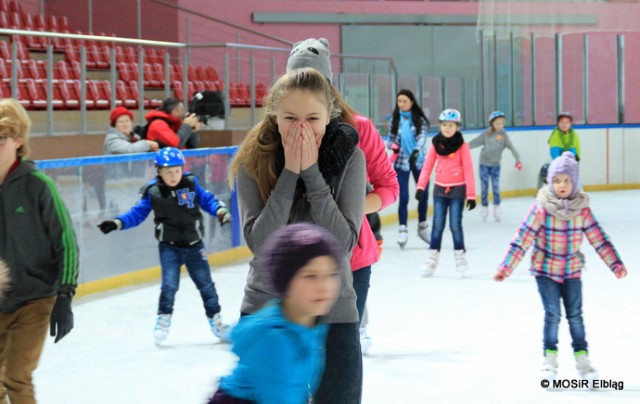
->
xmin=548 ymin=112 xmax=580 ymax=161
xmin=145 ymin=98 xmax=201 ymax=149
xmin=97 ymin=147 xmax=232 ymax=345
xmin=0 ymin=99 xmax=78 ymax=403
xmin=104 ymin=106 xmax=159 ymax=155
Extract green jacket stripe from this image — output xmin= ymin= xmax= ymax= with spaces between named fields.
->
xmin=32 ymin=171 xmax=78 ymax=286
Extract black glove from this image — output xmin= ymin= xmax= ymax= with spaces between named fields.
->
xmin=216 ymin=207 xmax=231 ymax=226
xmin=467 ymin=200 xmax=477 ymax=211
xmin=409 ymin=149 xmax=419 ymax=167
xmin=98 ymin=220 xmax=117 ymax=234
xmin=50 ymin=294 xmax=74 ymax=343
xmin=415 ymin=189 xmax=425 ymax=201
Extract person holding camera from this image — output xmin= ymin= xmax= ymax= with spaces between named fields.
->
xmin=145 ymin=97 xmax=201 ymax=149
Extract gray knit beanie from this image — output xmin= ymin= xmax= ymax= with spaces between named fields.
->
xmin=548 ymin=151 xmax=580 ymax=197
xmin=286 ymin=38 xmax=332 ymax=81
xmin=260 ymin=223 xmax=341 ymax=295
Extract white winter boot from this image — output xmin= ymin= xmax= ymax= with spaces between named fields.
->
xmin=575 ymin=351 xmax=598 ymax=385
xmin=494 ymin=205 xmax=502 ymax=222
xmin=154 ymin=314 xmax=172 ymax=344
xmin=541 ymin=350 xmax=558 ymax=383
xmin=417 ymin=221 xmax=430 ymax=244
xmin=480 ymin=206 xmax=488 ymax=221
xmin=397 ymin=225 xmax=408 ymax=249
xmin=209 ymin=313 xmax=232 ymax=342
xmin=454 ymin=250 xmax=468 ymax=276
xmin=422 ymin=249 xmax=439 ymax=277
xmin=359 ymin=326 xmax=372 ymax=355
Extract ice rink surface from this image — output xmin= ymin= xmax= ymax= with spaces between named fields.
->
xmin=35 ymin=191 xmax=640 ymax=403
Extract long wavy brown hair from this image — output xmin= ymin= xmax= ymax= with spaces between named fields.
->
xmin=229 ymin=68 xmax=341 ymax=202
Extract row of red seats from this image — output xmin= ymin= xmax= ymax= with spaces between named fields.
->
xmin=0 ymin=11 xmax=69 ymax=32
xmin=116 ymin=62 xmax=223 ymax=90
xmin=229 ymin=82 xmax=267 ymax=107
xmin=1 ymin=78 xmax=165 ymax=111
xmin=0 ymin=0 xmax=24 ymax=16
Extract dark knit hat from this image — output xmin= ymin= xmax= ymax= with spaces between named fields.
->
xmin=260 ymin=223 xmax=342 ymax=294
xmin=110 ymin=107 xmax=134 ymax=127
xmin=548 ymin=151 xmax=580 ymax=197
xmin=286 ymin=38 xmax=332 ymax=81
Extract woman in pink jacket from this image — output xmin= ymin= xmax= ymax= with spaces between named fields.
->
xmin=415 ymin=109 xmax=476 ymax=277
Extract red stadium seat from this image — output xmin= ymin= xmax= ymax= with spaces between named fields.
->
xmin=238 ymin=83 xmax=251 ymax=107
xmin=88 ymin=44 xmax=109 ymax=69
xmin=187 ymin=65 xmax=196 ymax=81
xmin=256 ymin=82 xmax=267 ymax=106
xmin=123 ymin=46 xmax=137 ymax=64
xmin=69 ymin=80 xmax=96 ymax=109
xmin=7 ymin=1 xmax=22 ymax=15
xmin=86 ymin=80 xmax=109 ymax=109
xmin=24 ymin=60 xmax=41 ymax=81
xmin=152 ymin=63 xmax=165 ymax=86
xmin=116 ymin=80 xmax=137 ymax=108
xmin=0 ymin=40 xmax=10 ymax=59
xmin=143 ymin=63 xmax=161 ymax=87
xmin=9 ymin=12 xmax=22 ymax=29
xmin=69 ymin=61 xmax=82 ymax=80
xmin=36 ymin=80 xmax=64 ymax=109
xmin=0 ymin=11 xmax=8 ymax=28
xmin=195 ymin=66 xmax=206 ymax=82
xmin=194 ymin=80 xmax=206 ymax=93
xmin=54 ymin=60 xmax=70 ymax=81
xmin=117 ymin=63 xmax=133 ymax=82
xmin=21 ymin=79 xmax=45 ymax=109
xmin=128 ymin=80 xmax=151 ymax=108
xmin=54 ymin=80 xmax=80 ymax=110
xmin=34 ymin=14 xmax=46 ymax=29
xmin=0 ymin=0 xmax=6 ymax=13
xmin=98 ymin=80 xmax=122 ymax=107
xmin=205 ymin=66 xmax=219 ymax=82
xmin=58 ymin=16 xmax=69 ymax=31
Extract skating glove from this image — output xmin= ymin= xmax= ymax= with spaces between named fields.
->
xmin=409 ymin=149 xmax=419 ymax=167
xmin=466 ymin=200 xmax=477 ymax=211
xmin=98 ymin=220 xmax=118 ymax=234
xmin=515 ymin=162 xmax=523 ymax=171
xmin=415 ymin=189 xmax=425 ymax=201
xmin=216 ymin=207 xmax=231 ymax=226
xmin=50 ymin=294 xmax=74 ymax=343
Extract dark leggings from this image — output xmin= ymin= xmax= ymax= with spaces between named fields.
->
xmin=314 ymin=322 xmax=363 ymax=404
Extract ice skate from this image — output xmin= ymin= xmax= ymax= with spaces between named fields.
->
xmin=397 ymin=225 xmax=408 ymax=249
xmin=494 ymin=205 xmax=502 ymax=222
xmin=360 ymin=326 xmax=372 ymax=355
xmin=417 ymin=221 xmax=430 ymax=244
xmin=454 ymin=250 xmax=468 ymax=276
xmin=209 ymin=313 xmax=232 ymax=342
xmin=575 ymin=351 xmax=598 ymax=387
xmin=541 ymin=350 xmax=558 ymax=383
xmin=480 ymin=206 xmax=488 ymax=221
xmin=422 ymin=249 xmax=439 ymax=277
xmin=154 ymin=314 xmax=172 ymax=344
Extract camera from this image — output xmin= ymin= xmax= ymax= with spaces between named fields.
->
xmin=188 ymin=91 xmax=225 ymax=126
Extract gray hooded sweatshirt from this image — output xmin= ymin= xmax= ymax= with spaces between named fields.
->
xmin=236 ymin=148 xmax=366 ymax=324
xmin=468 ymin=128 xmax=521 ymax=167
xmin=103 ymin=127 xmax=151 ymax=155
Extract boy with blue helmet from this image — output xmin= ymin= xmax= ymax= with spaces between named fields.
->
xmin=98 ymin=147 xmax=232 ymax=344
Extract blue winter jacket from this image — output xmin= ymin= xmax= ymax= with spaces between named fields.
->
xmin=218 ymin=302 xmax=329 ymax=404
xmin=116 ymin=173 xmax=223 ymax=244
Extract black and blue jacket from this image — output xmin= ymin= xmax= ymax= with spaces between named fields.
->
xmin=116 ymin=173 xmax=223 ymax=245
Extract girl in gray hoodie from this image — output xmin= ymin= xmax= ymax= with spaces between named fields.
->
xmin=230 ymin=67 xmax=366 ymax=404
xmin=469 ymin=111 xmax=522 ymax=222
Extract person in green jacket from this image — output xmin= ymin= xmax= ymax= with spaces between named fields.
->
xmin=548 ymin=112 xmax=580 ymax=161
xmin=0 ymin=99 xmax=78 ymax=403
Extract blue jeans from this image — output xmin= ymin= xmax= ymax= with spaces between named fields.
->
xmin=536 ymin=276 xmax=587 ymax=354
xmin=396 ymin=166 xmax=428 ymax=226
xmin=158 ymin=241 xmax=221 ymax=318
xmin=430 ymin=196 xmax=465 ymax=251
xmin=352 ymin=266 xmax=371 ymax=326
xmin=479 ymin=164 xmax=501 ymax=207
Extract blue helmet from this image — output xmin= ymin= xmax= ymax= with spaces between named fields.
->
xmin=438 ymin=108 xmax=462 ymax=123
xmin=155 ymin=147 xmax=185 ymax=167
xmin=488 ymin=111 xmax=505 ymax=124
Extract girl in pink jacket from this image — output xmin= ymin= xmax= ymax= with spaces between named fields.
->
xmin=415 ymin=109 xmax=476 ymax=277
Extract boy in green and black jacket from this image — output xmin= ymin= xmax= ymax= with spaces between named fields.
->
xmin=0 ymin=99 xmax=78 ymax=403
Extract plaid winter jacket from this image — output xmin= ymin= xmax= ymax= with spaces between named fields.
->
xmin=498 ymin=202 xmax=624 ymax=282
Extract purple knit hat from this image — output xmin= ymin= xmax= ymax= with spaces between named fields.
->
xmin=260 ymin=223 xmax=342 ymax=294
xmin=548 ymin=151 xmax=580 ymax=197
